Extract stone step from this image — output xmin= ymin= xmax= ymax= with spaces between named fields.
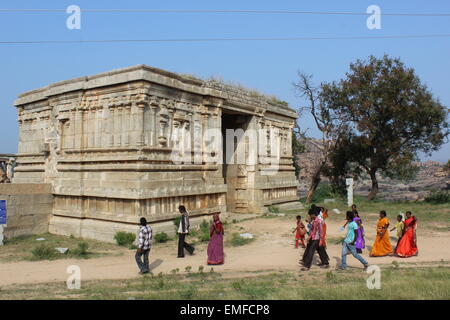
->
xmin=272 ymin=201 xmax=304 ymax=212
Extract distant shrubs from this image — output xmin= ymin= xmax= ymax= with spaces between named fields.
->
xmin=424 ymin=190 xmax=449 ymax=204
xmin=154 ymin=232 xmax=169 ymax=243
xmin=312 ymin=182 xmax=335 ymax=202
xmin=114 ymin=231 xmax=135 ymax=247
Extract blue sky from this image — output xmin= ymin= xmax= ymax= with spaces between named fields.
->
xmin=0 ymin=0 xmax=449 ymax=161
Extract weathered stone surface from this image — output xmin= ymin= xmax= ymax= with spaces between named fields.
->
xmin=11 ymin=65 xmax=300 ymax=241
xmin=0 ymin=183 xmax=53 ymax=239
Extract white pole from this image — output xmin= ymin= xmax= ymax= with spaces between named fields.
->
xmin=0 ymin=225 xmax=4 ymax=246
xmin=346 ymin=178 xmax=354 ymax=208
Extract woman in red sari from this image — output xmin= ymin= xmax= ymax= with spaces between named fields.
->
xmin=395 ymin=211 xmax=418 ymax=258
xmin=207 ymin=213 xmax=225 ymax=265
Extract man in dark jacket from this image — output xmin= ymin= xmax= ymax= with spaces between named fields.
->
xmin=177 ymin=205 xmax=195 ymax=258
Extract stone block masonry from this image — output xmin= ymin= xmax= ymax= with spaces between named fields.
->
xmin=0 ymin=184 xmax=53 ymax=239
xmin=11 ymin=65 xmax=300 ymax=242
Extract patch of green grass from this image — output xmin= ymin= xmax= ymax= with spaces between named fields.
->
xmin=1 ymin=233 xmax=122 ymax=262
xmin=228 ymin=233 xmax=255 ymax=247
xmin=314 ymin=198 xmax=450 ymax=225
xmin=30 ymin=244 xmax=59 ymax=261
xmin=1 ymin=267 xmax=449 ymax=300
xmin=71 ymin=242 xmax=90 ymax=259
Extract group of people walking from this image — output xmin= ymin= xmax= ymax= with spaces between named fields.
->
xmin=135 ymin=205 xmax=225 ymax=275
xmin=370 ymin=209 xmax=418 ymax=258
xmin=135 ymin=202 xmax=419 ymax=275
xmin=298 ymin=205 xmax=330 ymax=270
xmin=296 ymin=203 xmax=419 ymax=272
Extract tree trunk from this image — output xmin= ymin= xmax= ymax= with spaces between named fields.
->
xmin=306 ymin=167 xmax=322 ymax=203
xmin=367 ymin=170 xmax=379 ymax=200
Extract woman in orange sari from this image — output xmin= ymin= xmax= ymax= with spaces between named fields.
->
xmin=395 ymin=211 xmax=418 ymax=258
xmin=370 ymin=210 xmax=393 ymax=257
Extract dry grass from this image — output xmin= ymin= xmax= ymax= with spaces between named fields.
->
xmin=0 ymin=264 xmax=448 ymax=300
xmin=0 ymin=233 xmax=124 ymax=262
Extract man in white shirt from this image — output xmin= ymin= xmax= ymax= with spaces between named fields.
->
xmin=135 ymin=217 xmax=152 ymax=275
xmin=177 ymin=205 xmax=195 ymax=258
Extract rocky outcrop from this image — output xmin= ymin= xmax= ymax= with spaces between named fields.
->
xmin=354 ymin=161 xmax=449 ymax=201
xmin=296 ymin=139 xmax=449 ymax=201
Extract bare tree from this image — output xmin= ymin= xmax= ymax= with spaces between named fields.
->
xmin=293 ymin=72 xmax=346 ymax=203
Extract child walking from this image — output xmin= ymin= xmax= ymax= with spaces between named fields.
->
xmin=390 ymin=214 xmax=405 ymax=250
xmin=292 ymin=215 xmax=306 ymax=248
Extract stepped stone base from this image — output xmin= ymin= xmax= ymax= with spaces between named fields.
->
xmin=50 ymin=212 xmax=230 ymax=243
xmin=269 ymin=200 xmax=304 ymax=212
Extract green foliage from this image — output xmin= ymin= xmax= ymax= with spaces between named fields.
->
xmin=310 ymin=182 xmax=339 ymax=203
xmin=154 ymin=232 xmax=169 ymax=243
xmin=230 ymin=233 xmax=254 ymax=247
xmin=188 ymin=229 xmax=198 ymax=237
xmin=173 ymin=216 xmax=181 ymax=228
xmin=114 ymin=231 xmax=135 ymax=247
xmin=268 ymin=205 xmax=280 ymax=214
xmin=292 ymin=128 xmax=305 ymax=179
xmin=196 ymin=220 xmax=211 ymax=242
xmin=443 ymin=160 xmax=450 ymax=173
xmin=185 ymin=266 xmax=192 ymax=273
xmin=31 ymin=244 xmax=57 ymax=261
xmin=382 ymin=154 xmax=420 ymax=182
xmin=199 ymin=220 xmax=210 ymax=233
xmin=320 ymin=55 xmax=449 ymax=199
xmin=72 ymin=242 xmax=89 ymax=257
xmin=424 ymin=190 xmax=450 ymax=204
xmin=198 ymin=232 xmax=211 ymax=242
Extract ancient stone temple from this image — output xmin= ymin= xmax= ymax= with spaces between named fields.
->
xmin=12 ymin=65 xmax=299 ymax=241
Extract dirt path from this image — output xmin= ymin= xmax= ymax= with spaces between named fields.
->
xmin=0 ymin=215 xmax=449 ymax=287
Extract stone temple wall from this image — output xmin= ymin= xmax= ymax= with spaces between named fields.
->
xmin=12 ymin=65 xmax=299 ymax=241
xmin=0 ymin=183 xmax=53 ymax=239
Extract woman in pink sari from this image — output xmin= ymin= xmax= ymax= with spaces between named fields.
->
xmin=207 ymin=214 xmax=225 ymax=265
xmin=395 ymin=211 xmax=418 ymax=258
